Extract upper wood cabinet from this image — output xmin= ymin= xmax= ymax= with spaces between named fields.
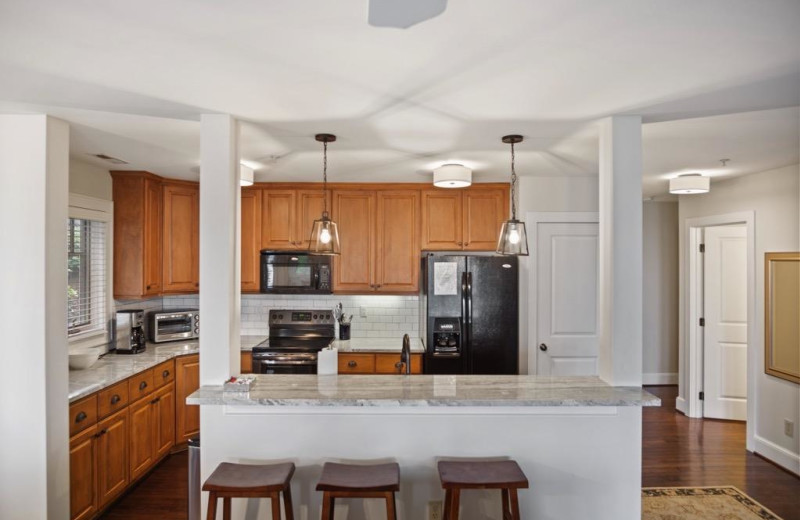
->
xmin=261 ymin=188 xmax=329 ymax=250
xmin=332 ymin=189 xmax=420 ymax=294
xmin=112 ymin=172 xmax=163 ymax=299
xmin=162 ymin=182 xmax=199 ymax=293
xmin=421 ymin=186 xmax=509 ymax=251
xmin=241 ymin=188 xmax=262 ymax=292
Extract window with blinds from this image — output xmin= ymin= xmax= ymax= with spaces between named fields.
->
xmin=67 ymin=218 xmax=107 ymax=336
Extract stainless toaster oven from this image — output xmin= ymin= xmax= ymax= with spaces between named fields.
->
xmin=148 ymin=309 xmax=199 ymax=343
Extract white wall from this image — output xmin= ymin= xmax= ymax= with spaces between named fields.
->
xmin=517 ymin=176 xmax=598 ymax=373
xmin=679 ymin=163 xmax=800 ymax=472
xmin=69 ymin=158 xmax=112 ymax=200
xmin=642 ymin=201 xmax=679 ymax=384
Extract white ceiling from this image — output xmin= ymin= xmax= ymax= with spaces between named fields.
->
xmin=0 ymin=0 xmax=798 ymax=197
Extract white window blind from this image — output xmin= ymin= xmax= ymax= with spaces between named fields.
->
xmin=67 ymin=218 xmax=107 ymax=336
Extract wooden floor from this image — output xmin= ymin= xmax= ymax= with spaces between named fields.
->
xmin=101 ymin=385 xmax=799 ymax=520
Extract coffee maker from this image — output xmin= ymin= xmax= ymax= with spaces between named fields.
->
xmin=114 ymin=310 xmax=146 ymax=354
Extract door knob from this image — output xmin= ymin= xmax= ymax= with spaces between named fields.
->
xmin=539 ymin=343 xmax=548 ymax=352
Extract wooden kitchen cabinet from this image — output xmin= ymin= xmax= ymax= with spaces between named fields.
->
xmin=175 ymin=354 xmax=200 ymax=444
xmin=296 ymin=189 xmax=327 ymax=248
xmin=111 ymin=172 xmax=163 ymax=298
xmin=261 ymin=187 xmax=330 ymax=250
xmin=70 ymin=426 xmax=98 ymax=520
xmin=241 ymin=188 xmax=262 ymax=292
xmin=375 ymin=353 xmax=423 ymax=374
xmin=162 ymin=182 xmax=199 ymax=293
xmin=153 ymin=383 xmax=176 ymax=459
xmin=96 ymin=408 xmax=129 ymax=508
xmin=333 ymin=190 xmax=376 ymax=292
xmin=338 ymin=352 xmax=423 ymax=374
xmin=421 ymin=186 xmax=509 ymax=251
xmin=241 ymin=351 xmax=253 ymax=373
xmin=128 ymin=394 xmax=155 ymax=482
xmin=338 ymin=353 xmax=376 ymax=374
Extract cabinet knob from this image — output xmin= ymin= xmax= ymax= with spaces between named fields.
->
xmin=151 ymin=396 xmax=161 ymax=404
xmin=348 ymin=360 xmax=357 ymax=368
xmin=162 ymin=370 xmax=170 ymax=378
xmin=146 ymin=285 xmax=151 ymax=290
xmin=95 ymin=428 xmax=108 ymax=438
xmin=394 ymin=361 xmax=404 ymax=369
xmin=457 ymin=241 xmax=463 ymax=246
xmin=75 ymin=411 xmax=87 ymax=423
xmin=194 ymin=282 xmax=199 ymax=287
xmin=111 ymin=394 xmax=121 ymax=405
xmin=139 ymin=381 xmax=148 ymax=391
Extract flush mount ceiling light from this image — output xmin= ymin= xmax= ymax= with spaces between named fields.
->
xmin=433 ymin=163 xmax=472 ymax=188
xmin=496 ymin=135 xmax=529 ymax=256
xmin=669 ymin=173 xmax=710 ymax=195
xmin=240 ymin=164 xmax=254 ymax=187
xmin=308 ymin=133 xmax=340 ymax=256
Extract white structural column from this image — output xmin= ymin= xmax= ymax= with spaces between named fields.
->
xmin=199 ymin=114 xmax=241 ymax=384
xmin=0 ymin=115 xmax=70 ymax=519
xmin=598 ymin=116 xmax=643 ymax=386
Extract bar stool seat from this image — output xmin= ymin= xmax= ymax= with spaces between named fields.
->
xmin=438 ymin=460 xmax=528 ymax=520
xmin=316 ymin=462 xmax=400 ymax=519
xmin=203 ymin=462 xmax=295 ymax=520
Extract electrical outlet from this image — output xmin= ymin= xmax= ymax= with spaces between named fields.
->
xmin=360 ymin=306 xmax=368 ymax=318
xmin=784 ymin=419 xmax=795 ymax=438
xmin=428 ymin=501 xmax=443 ymax=520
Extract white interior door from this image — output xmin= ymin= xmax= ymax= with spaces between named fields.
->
xmin=535 ymin=222 xmax=599 ymax=375
xmin=703 ymin=225 xmax=748 ymax=420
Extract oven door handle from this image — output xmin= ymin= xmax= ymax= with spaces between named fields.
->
xmin=259 ymin=359 xmax=317 ymax=366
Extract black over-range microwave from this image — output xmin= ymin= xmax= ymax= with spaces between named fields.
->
xmin=260 ymin=250 xmax=332 ymax=294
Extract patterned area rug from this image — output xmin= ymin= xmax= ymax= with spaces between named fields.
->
xmin=643 ymin=487 xmax=784 ymax=520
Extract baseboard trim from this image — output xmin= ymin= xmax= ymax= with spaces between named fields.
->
xmin=675 ymin=396 xmax=687 ymax=415
xmin=754 ymin=434 xmax=800 ymax=476
xmin=643 ymin=372 xmax=678 ymax=385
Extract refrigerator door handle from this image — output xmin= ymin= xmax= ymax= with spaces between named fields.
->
xmin=461 ymin=271 xmax=468 ymax=325
xmin=466 ymin=272 xmax=473 ymax=325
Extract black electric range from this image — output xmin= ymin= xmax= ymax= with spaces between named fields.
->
xmin=251 ymin=309 xmax=335 ymax=374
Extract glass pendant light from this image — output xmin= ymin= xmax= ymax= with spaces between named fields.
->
xmin=496 ymin=135 xmax=529 ymax=256
xmin=308 ymin=133 xmax=341 ymax=255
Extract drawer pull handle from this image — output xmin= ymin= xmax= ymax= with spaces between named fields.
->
xmin=111 ymin=395 xmax=121 ymax=405
xmin=139 ymin=381 xmax=148 ymax=391
xmin=75 ymin=411 xmax=87 ymax=423
xmin=95 ymin=428 xmax=108 ymax=438
xmin=162 ymin=370 xmax=170 ymax=378
xmin=348 ymin=360 xmax=357 ymax=368
xmin=394 ymin=361 xmax=404 ymax=369
xmin=151 ymin=396 xmax=161 ymax=404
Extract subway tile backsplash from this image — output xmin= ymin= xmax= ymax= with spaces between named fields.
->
xmin=114 ymin=294 xmax=419 ymax=339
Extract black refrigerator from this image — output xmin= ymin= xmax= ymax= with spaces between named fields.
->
xmin=420 ymin=253 xmax=519 ymax=375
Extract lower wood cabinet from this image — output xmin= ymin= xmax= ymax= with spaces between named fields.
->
xmin=154 ymin=383 xmax=176 ymax=459
xmin=128 ymin=393 xmax=156 ymax=482
xmin=70 ymin=426 xmax=98 ymax=520
xmin=338 ymin=353 xmax=423 ymax=374
xmin=175 ymin=354 xmax=200 ymax=444
xmin=96 ymin=408 xmax=129 ymax=508
xmin=241 ymin=351 xmax=253 ymax=373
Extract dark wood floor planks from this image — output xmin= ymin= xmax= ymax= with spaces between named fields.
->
xmin=101 ymin=385 xmax=799 ymax=519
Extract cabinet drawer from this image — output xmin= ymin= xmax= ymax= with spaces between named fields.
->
xmin=241 ymin=351 xmax=253 ymax=374
xmin=153 ymin=359 xmax=175 ymax=390
xmin=338 ymin=354 xmax=375 ymax=374
xmin=128 ymin=369 xmax=154 ymax=402
xmin=97 ymin=381 xmax=129 ymax=419
xmin=69 ymin=394 xmax=98 ymax=436
xmin=375 ymin=353 xmax=423 ymax=374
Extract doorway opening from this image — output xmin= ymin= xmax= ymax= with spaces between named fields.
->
xmin=683 ymin=211 xmax=756 ymax=450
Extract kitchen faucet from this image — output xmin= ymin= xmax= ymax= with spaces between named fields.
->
xmin=401 ymin=334 xmax=412 ymax=375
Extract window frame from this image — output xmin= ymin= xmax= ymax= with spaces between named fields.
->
xmin=68 ymin=194 xmax=114 ymax=349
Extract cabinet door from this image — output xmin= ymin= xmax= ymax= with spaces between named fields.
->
xmin=175 ymin=354 xmax=200 ymax=444
xmin=338 ymin=353 xmax=376 ymax=374
xmin=375 ymin=353 xmax=424 ymax=374
xmin=241 ymin=188 xmax=262 ymax=292
xmin=96 ymin=408 xmax=129 ymax=508
xmin=295 ymin=189 xmax=328 ymax=249
xmin=241 ymin=351 xmax=253 ymax=373
xmin=462 ymin=189 xmax=508 ymax=251
xmin=261 ymin=190 xmax=297 ymax=249
xmin=332 ymin=191 xmax=376 ymax=292
xmin=375 ymin=190 xmax=420 ymax=293
xmin=70 ymin=426 xmax=97 ymax=520
xmin=421 ymin=190 xmax=463 ymax=250
xmin=143 ymin=178 xmax=163 ymax=295
xmin=129 ymin=396 xmax=155 ymax=481
xmin=162 ymin=183 xmax=199 ymax=293
xmin=153 ymin=383 xmax=176 ymax=459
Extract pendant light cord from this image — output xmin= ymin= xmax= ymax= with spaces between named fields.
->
xmin=510 ymin=141 xmax=517 ymax=220
xmin=323 ymin=140 xmax=328 ymax=215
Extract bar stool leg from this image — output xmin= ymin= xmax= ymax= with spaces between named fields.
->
xmin=283 ymin=485 xmax=295 ymax=520
xmin=222 ymin=497 xmax=231 ymax=520
xmin=442 ymin=490 xmax=451 ymax=519
xmin=206 ymin=492 xmax=218 ymax=520
xmin=448 ymin=489 xmax=460 ymax=520
xmin=320 ymin=491 xmax=334 ymax=520
xmin=502 ymin=488 xmax=511 ymax=520
xmin=385 ymin=491 xmax=397 ymax=520
xmin=509 ymin=489 xmax=521 ymax=520
xmin=269 ymin=491 xmax=281 ymax=519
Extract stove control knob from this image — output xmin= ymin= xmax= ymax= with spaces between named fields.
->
xmin=278 ymin=314 xmax=284 ymax=320
xmin=272 ymin=314 xmax=277 ymax=320
xmin=313 ymin=314 xmax=318 ymax=320
xmin=326 ymin=314 xmax=331 ymax=320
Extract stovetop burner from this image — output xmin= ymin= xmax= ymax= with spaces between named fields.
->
xmin=252 ymin=337 xmax=334 ymax=353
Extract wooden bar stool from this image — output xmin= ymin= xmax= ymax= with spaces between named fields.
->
xmin=438 ymin=460 xmax=528 ymax=520
xmin=316 ymin=462 xmax=400 ymax=520
xmin=203 ymin=461 xmax=295 ymax=520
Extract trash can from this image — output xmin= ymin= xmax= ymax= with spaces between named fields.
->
xmin=188 ymin=437 xmax=201 ymax=520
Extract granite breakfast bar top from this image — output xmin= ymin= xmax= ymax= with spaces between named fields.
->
xmin=187 ymin=374 xmax=660 ymax=408
xmin=68 ymin=335 xmax=266 ymax=402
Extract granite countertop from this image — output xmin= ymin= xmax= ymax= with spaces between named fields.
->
xmin=187 ymin=375 xmax=660 ymax=408
xmin=68 ymin=335 xmax=267 ymax=402
xmin=332 ymin=337 xmax=425 ymax=353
